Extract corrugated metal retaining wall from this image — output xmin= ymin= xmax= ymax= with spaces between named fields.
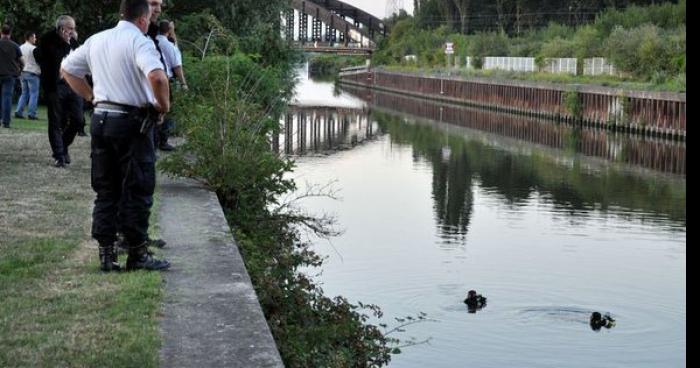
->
xmin=339 ymin=69 xmax=686 ymax=139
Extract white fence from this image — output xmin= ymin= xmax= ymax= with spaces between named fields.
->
xmin=583 ymin=57 xmax=617 ymax=76
xmin=483 ymin=57 xmax=537 ymax=72
xmin=541 ymin=58 xmax=577 ymax=74
xmin=461 ymin=56 xmax=617 ymax=76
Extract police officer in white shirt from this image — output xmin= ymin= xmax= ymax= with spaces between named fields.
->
xmin=60 ymin=0 xmax=171 ymax=272
xmin=153 ymin=19 xmax=184 ymax=151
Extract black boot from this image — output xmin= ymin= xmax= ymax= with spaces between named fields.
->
xmin=126 ymin=242 xmax=171 ymax=271
xmin=99 ymin=245 xmax=121 ymax=272
xmin=158 ymin=141 xmax=175 ymax=151
xmin=146 ymin=237 xmax=167 ymax=248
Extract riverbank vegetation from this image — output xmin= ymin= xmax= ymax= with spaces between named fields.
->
xmin=161 ymin=51 xmax=397 ymax=367
xmin=2 ymin=1 xmax=401 ymax=366
xmin=155 ymin=6 xmax=401 ymax=368
xmin=308 ymin=54 xmax=367 ymax=80
xmin=374 ymin=1 xmax=685 ymax=91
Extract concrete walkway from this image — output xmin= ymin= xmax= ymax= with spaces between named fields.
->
xmin=158 ymin=175 xmax=284 ymax=368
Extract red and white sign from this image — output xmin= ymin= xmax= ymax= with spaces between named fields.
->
xmin=445 ymin=42 xmax=454 ymax=55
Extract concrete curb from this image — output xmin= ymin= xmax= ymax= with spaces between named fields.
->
xmin=158 ymin=175 xmax=284 ymax=368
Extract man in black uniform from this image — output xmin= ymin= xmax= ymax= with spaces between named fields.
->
xmin=61 ymin=0 xmax=171 ymax=272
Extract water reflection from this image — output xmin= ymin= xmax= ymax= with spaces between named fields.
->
xmin=286 ymin=74 xmax=685 ymax=368
xmin=343 ymin=85 xmax=686 ymax=176
xmin=381 ymin=109 xmax=685 ymax=229
xmin=277 ymin=105 xmax=379 ymax=155
xmin=280 ymin=87 xmax=686 ymax=244
xmin=334 ymin=86 xmax=686 ymax=231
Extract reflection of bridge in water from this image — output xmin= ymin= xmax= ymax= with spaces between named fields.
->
xmin=341 ymin=85 xmax=686 ymax=176
xmin=275 ymin=105 xmax=379 ymax=155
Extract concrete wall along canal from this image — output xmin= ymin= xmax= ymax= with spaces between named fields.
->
xmin=339 ymin=69 xmax=686 ymax=140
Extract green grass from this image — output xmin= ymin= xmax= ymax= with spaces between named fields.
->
xmin=382 ymin=65 xmax=686 ymax=93
xmin=8 ymin=105 xmax=49 ymax=132
xmin=0 ymin=124 xmax=164 ymax=367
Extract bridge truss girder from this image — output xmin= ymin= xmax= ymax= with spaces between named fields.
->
xmin=290 ymin=0 xmax=375 ymax=46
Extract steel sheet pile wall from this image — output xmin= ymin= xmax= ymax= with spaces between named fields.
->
xmin=339 ymin=70 xmax=685 ymax=139
xmin=339 ymin=84 xmax=685 ymax=175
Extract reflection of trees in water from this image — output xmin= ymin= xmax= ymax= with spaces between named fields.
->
xmin=375 ymin=112 xmax=686 ymax=230
xmin=429 ymin=144 xmax=474 ymax=244
xmin=345 ymin=86 xmax=686 ymax=176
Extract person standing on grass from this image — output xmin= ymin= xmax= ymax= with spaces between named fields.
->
xmin=61 ymin=0 xmax=171 ymax=272
xmin=0 ymin=24 xmax=23 ymax=129
xmin=14 ymin=31 xmax=41 ymax=121
xmin=34 ymin=15 xmax=83 ymax=167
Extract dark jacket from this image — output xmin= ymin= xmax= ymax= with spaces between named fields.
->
xmin=33 ymin=30 xmax=79 ymax=93
xmin=0 ymin=38 xmax=22 ymax=77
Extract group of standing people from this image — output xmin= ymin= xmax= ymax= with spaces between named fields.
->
xmin=2 ymin=0 xmax=189 ymax=272
xmin=0 ymin=3 xmax=184 ymax=165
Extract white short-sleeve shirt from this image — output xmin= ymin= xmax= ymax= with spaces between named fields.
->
xmin=155 ymin=34 xmax=181 ymax=78
xmin=61 ymin=21 xmax=164 ymax=107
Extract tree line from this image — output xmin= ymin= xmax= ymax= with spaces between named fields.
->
xmin=409 ymin=0 xmax=678 ymax=34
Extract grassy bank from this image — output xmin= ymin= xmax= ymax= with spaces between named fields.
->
xmin=0 ymin=123 xmax=164 ymax=367
xmin=380 ymin=65 xmax=685 ymax=92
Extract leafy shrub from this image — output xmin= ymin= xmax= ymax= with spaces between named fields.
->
xmin=161 ymin=54 xmax=397 ymax=367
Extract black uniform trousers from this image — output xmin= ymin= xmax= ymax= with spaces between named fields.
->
xmin=90 ymin=110 xmax=155 ymax=249
xmin=48 ymin=83 xmax=84 ymax=160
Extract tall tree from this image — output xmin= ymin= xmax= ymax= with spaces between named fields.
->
xmin=452 ymin=0 xmax=471 ymax=34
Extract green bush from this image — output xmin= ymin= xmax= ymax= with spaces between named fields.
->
xmin=539 ymin=37 xmax=577 ymax=59
xmin=161 ymin=54 xmax=397 ymax=367
xmin=594 ymin=0 xmax=686 ymax=35
xmin=468 ymin=32 xmax=510 ymax=58
xmin=604 ymin=24 xmax=684 ymax=81
xmin=308 ymin=55 xmax=366 ymax=79
xmin=563 ymin=90 xmax=583 ymax=119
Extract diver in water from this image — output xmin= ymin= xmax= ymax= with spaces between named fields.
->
xmin=590 ymin=312 xmax=616 ymax=331
xmin=464 ymin=290 xmax=487 ymax=313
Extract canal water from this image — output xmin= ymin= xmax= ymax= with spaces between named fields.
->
xmin=282 ymin=65 xmax=686 ymax=367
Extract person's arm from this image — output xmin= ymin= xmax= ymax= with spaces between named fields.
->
xmin=60 ymin=40 xmax=91 ymax=99
xmin=61 ymin=69 xmax=93 ymax=102
xmin=172 ymin=66 xmax=187 ymax=90
xmin=148 ymin=69 xmax=170 ymax=114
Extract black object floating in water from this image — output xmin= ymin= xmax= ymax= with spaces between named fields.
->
xmin=464 ymin=290 xmax=487 ymax=313
xmin=590 ymin=312 xmax=616 ymax=331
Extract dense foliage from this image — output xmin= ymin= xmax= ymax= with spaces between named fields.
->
xmin=160 ymin=54 xmax=397 ymax=367
xmin=375 ymin=1 xmax=685 ymax=89
xmin=308 ymin=54 xmax=367 ymax=79
xmin=410 ymin=0 xmax=679 ymax=34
